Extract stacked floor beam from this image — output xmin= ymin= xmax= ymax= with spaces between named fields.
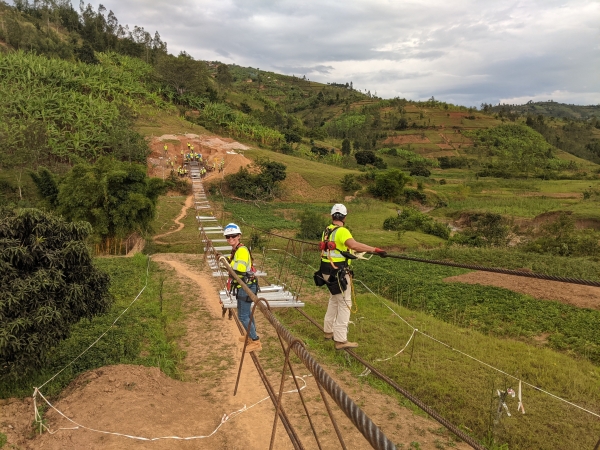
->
xmin=189 ymin=165 xmax=304 ymax=309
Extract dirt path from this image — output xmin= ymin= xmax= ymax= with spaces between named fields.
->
xmin=445 ymin=271 xmax=600 ymax=310
xmin=153 ymin=195 xmax=193 ymax=244
xmin=5 ymin=253 xmax=293 ymax=450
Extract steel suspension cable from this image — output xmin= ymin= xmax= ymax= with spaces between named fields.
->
xmin=224 ymin=212 xmax=600 ymax=288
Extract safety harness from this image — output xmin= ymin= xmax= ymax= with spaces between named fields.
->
xmin=319 ymin=225 xmax=358 ymax=269
xmin=227 ymin=242 xmax=258 ymax=296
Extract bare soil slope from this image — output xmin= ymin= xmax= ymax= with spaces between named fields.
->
xmin=445 ymin=271 xmax=600 ymax=310
xmin=147 ymin=134 xmax=253 ymax=182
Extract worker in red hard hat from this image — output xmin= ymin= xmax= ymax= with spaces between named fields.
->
xmin=316 ymin=204 xmax=386 ymax=350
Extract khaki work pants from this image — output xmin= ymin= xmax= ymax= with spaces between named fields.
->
xmin=323 ymin=273 xmax=352 ymax=342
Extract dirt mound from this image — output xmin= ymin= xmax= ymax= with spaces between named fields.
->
xmin=445 ymin=271 xmax=600 ymax=310
xmin=148 ymin=134 xmax=251 ymax=179
xmin=33 ymin=365 xmax=235 ymax=450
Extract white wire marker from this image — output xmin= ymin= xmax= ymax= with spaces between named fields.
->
xmin=354 ymin=279 xmax=600 ymax=419
xmin=33 ymin=376 xmax=310 ymax=441
xmin=32 ymin=252 xmax=313 ymax=441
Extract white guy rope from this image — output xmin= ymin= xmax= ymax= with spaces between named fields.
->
xmin=375 ymin=329 xmax=417 ymax=363
xmin=36 ymin=255 xmax=152 ymax=391
xmin=354 ymin=279 xmax=600 ymax=419
xmin=33 ymin=375 xmax=311 ymax=441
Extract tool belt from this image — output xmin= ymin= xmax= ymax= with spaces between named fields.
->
xmin=229 ymin=272 xmax=259 ymax=302
xmin=314 ymin=261 xmax=351 ymax=295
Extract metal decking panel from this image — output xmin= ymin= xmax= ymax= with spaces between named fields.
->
xmin=220 ymin=298 xmax=305 ymax=309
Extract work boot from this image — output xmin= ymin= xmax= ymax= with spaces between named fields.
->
xmin=245 ymin=339 xmax=262 ymax=353
xmin=323 ymin=332 xmax=334 ymax=340
xmin=238 ymin=334 xmax=247 ymax=343
xmin=335 ymin=341 xmax=358 ymax=350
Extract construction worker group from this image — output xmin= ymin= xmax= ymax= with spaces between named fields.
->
xmin=223 ymin=203 xmax=385 ymax=354
xmin=162 ymin=141 xmax=221 ymax=179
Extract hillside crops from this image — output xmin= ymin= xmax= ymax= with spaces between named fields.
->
xmin=0 ymin=51 xmax=167 ymax=162
xmin=197 ymin=102 xmax=284 ymax=145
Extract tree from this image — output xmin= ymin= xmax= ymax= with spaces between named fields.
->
xmin=0 ymin=208 xmax=111 ymax=377
xmin=284 ymin=129 xmax=302 ymax=148
xmin=35 ymin=158 xmax=167 ymax=245
xmin=355 ymin=150 xmax=377 ymax=165
xmin=409 ymin=165 xmax=431 ymax=177
xmin=216 ymin=64 xmax=233 ymax=87
xmin=368 ymin=169 xmax=409 ymax=200
xmin=30 ymin=167 xmax=59 ymax=208
xmin=155 ymin=52 xmax=209 ymax=97
xmin=341 ymin=138 xmax=351 ymax=156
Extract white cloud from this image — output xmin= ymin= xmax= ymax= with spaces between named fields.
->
xmin=68 ymin=0 xmax=600 ymax=106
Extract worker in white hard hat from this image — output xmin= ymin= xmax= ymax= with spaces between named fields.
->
xmin=316 ymin=204 xmax=386 ymax=350
xmin=223 ymin=223 xmax=261 ymax=353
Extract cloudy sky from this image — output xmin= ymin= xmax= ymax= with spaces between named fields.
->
xmin=80 ymin=0 xmax=599 ymax=107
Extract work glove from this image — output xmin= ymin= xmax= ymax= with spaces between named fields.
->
xmin=373 ymin=248 xmax=387 ymax=257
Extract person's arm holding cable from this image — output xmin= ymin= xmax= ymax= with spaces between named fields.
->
xmin=344 ymin=238 xmax=386 ymax=256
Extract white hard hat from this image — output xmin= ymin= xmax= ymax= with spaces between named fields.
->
xmin=223 ymin=223 xmax=242 ymax=236
xmin=331 ymin=204 xmax=347 ymax=216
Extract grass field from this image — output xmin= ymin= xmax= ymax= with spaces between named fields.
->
xmin=0 ymin=254 xmax=185 ymax=399
xmin=250 ymin=249 xmax=600 ymax=450
xmin=147 ymin=195 xmax=204 ymax=254
xmin=244 ymin=148 xmax=360 ymax=189
xmin=273 ymin=292 xmax=600 ymax=450
xmin=134 ymin=106 xmax=210 ymax=138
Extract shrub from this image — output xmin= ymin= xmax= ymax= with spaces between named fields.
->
xmin=403 ymin=188 xmax=427 ymax=204
xmin=383 ymin=207 xmax=449 ymax=239
xmin=225 ymin=158 xmax=287 ymax=201
xmin=373 ymin=158 xmax=387 ymax=169
xmin=280 ymin=143 xmax=293 ymax=154
xmin=297 ymin=210 xmax=328 ymax=240
xmin=165 ymin=172 xmax=192 ymax=195
xmin=438 ymin=156 xmax=470 ymax=169
xmin=449 ymin=213 xmax=510 ymax=247
xmin=248 ymin=231 xmax=266 ymax=251
xmin=521 ymin=212 xmax=600 ymax=257
xmin=340 ymin=174 xmax=361 ymax=193
xmin=368 ymin=170 xmax=409 ymax=200
xmin=355 ymin=150 xmax=377 ymax=165
xmin=410 ymin=165 xmax=431 ymax=177
xmin=0 ymin=208 xmax=111 ymax=378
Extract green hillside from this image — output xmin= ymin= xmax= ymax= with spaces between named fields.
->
xmin=487 ymin=100 xmax=600 ymax=120
xmin=2 ymin=2 xmax=600 ymax=449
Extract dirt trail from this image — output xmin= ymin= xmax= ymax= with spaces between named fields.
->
xmin=4 ymin=253 xmax=294 ymax=450
xmin=153 ymin=195 xmax=193 ymax=244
